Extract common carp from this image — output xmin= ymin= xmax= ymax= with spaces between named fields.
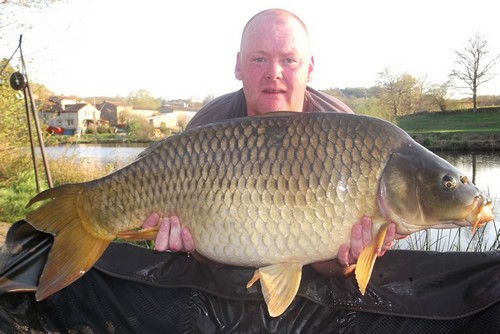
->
xmin=25 ymin=112 xmax=493 ymax=317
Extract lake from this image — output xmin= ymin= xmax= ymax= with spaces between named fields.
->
xmin=40 ymin=144 xmax=500 ymax=251
xmin=41 ymin=143 xmax=149 ymax=168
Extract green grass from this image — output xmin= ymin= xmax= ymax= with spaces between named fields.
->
xmin=396 ymin=110 xmax=500 ymax=151
xmin=397 ymin=110 xmax=500 ymax=134
xmin=0 ymin=144 xmax=119 ymax=224
xmin=0 ymin=171 xmax=40 ymax=224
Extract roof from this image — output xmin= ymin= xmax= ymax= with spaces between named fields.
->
xmin=97 ymin=100 xmax=128 ymax=107
xmin=39 ymin=103 xmax=94 ymax=113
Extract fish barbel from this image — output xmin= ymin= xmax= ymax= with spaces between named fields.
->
xmin=25 ymin=112 xmax=494 ymax=317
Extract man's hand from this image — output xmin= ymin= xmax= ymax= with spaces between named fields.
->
xmin=141 ymin=213 xmax=195 ymax=252
xmin=311 ymin=217 xmax=396 ymax=276
xmin=336 ymin=217 xmax=396 ymax=267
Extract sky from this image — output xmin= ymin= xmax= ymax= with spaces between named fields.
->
xmin=2 ymin=0 xmax=500 ymax=101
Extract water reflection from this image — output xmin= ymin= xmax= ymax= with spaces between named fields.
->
xmin=43 ymin=143 xmax=148 ymax=168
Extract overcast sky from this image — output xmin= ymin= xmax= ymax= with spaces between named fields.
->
xmin=2 ymin=0 xmax=499 ymax=101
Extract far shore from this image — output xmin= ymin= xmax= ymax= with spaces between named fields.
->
xmin=47 ymin=131 xmax=500 ymax=152
xmin=409 ymin=132 xmax=500 ymax=151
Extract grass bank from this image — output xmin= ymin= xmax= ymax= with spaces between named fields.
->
xmin=45 ymin=133 xmax=153 ymax=146
xmin=397 ymin=110 xmax=500 ymax=151
xmin=0 ymin=144 xmax=120 ymax=224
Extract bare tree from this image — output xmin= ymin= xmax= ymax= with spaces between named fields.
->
xmin=426 ymin=81 xmax=452 ymax=112
xmin=449 ymin=33 xmax=499 ymax=112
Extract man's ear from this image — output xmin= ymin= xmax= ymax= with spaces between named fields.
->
xmin=235 ymin=52 xmax=243 ymax=80
xmin=307 ymin=55 xmax=314 ymax=82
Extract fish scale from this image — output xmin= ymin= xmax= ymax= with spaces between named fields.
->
xmin=25 ymin=112 xmax=494 ymax=317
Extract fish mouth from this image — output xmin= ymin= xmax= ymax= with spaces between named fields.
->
xmin=466 ymin=197 xmax=495 ymax=233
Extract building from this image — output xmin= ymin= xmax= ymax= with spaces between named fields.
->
xmin=38 ymin=96 xmax=103 ymax=135
xmin=96 ymin=101 xmax=133 ymax=128
xmin=150 ymin=103 xmax=198 ymax=132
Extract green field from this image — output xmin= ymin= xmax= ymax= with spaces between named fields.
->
xmin=396 ymin=110 xmax=500 ymax=150
xmin=397 ymin=110 xmax=500 ymax=133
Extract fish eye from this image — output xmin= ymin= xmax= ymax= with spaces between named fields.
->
xmin=442 ymin=175 xmax=457 ymax=190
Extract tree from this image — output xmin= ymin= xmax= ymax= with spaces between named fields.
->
xmin=126 ymin=89 xmax=162 ymax=110
xmin=126 ymin=115 xmax=154 ymax=141
xmin=176 ymin=113 xmax=190 ymax=132
xmin=0 ymin=59 xmax=29 ymax=146
xmin=1 ymin=1 xmax=61 ymax=41
xmin=375 ymin=69 xmax=424 ymax=116
xmin=349 ymin=96 xmax=392 ymax=121
xmin=449 ymin=33 xmax=499 ymax=112
xmin=426 ymin=81 xmax=452 ymax=112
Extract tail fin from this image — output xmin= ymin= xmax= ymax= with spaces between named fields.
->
xmin=26 ymin=185 xmax=112 ymax=301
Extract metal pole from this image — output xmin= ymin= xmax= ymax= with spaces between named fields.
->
xmin=22 ymin=86 xmax=41 ymax=192
xmin=18 ymin=35 xmax=53 ymax=189
xmin=26 ymin=81 xmax=53 ymax=188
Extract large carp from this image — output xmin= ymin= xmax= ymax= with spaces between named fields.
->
xmin=25 ymin=112 xmax=493 ymax=317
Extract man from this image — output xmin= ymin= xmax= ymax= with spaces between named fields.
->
xmin=141 ymin=8 xmax=396 ymax=273
xmin=0 ymin=9 xmax=497 ymax=333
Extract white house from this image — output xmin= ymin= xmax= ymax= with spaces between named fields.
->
xmin=148 ymin=110 xmax=196 ymax=132
xmin=38 ymin=97 xmax=103 ymax=135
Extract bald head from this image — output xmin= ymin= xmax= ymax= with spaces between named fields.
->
xmin=239 ymin=9 xmax=312 ymax=58
xmin=240 ymin=9 xmax=310 ymax=51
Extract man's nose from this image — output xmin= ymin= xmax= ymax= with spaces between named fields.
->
xmin=265 ymin=61 xmax=283 ymax=79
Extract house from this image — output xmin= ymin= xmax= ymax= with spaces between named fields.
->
xmin=38 ymin=96 xmax=103 ymax=135
xmin=96 ymin=101 xmax=133 ymax=127
xmin=148 ymin=111 xmax=196 ymax=132
xmin=150 ymin=103 xmax=198 ymax=132
xmin=129 ymin=108 xmax=157 ymax=119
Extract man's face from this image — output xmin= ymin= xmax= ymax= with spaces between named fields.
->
xmin=235 ymin=13 xmax=314 ymax=116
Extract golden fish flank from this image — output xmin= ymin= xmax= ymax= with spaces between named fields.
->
xmin=25 ymin=112 xmax=494 ymax=317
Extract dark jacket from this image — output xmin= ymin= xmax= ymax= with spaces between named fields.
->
xmin=187 ymin=87 xmax=353 ymax=129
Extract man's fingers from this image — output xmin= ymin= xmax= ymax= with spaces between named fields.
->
xmin=348 ymin=223 xmax=363 ymax=263
xmin=378 ymin=223 xmax=396 ymax=256
xmin=336 ymin=243 xmax=350 ymax=267
xmin=168 ymin=216 xmax=183 ymax=251
xmin=154 ymin=217 xmax=171 ymax=251
xmin=181 ymin=227 xmax=195 ymax=252
xmin=142 ymin=212 xmax=160 ymax=229
xmin=360 ymin=216 xmax=372 ymax=246
xmin=147 ymin=215 xmax=196 ymax=253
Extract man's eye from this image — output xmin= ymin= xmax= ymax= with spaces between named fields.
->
xmin=252 ymin=58 xmax=266 ymax=64
xmin=283 ymin=58 xmax=297 ymax=64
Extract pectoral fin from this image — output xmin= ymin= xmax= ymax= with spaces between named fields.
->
xmin=354 ymin=223 xmax=389 ymax=295
xmin=247 ymin=263 xmax=302 ymax=317
xmin=117 ymin=226 xmax=160 ymax=240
